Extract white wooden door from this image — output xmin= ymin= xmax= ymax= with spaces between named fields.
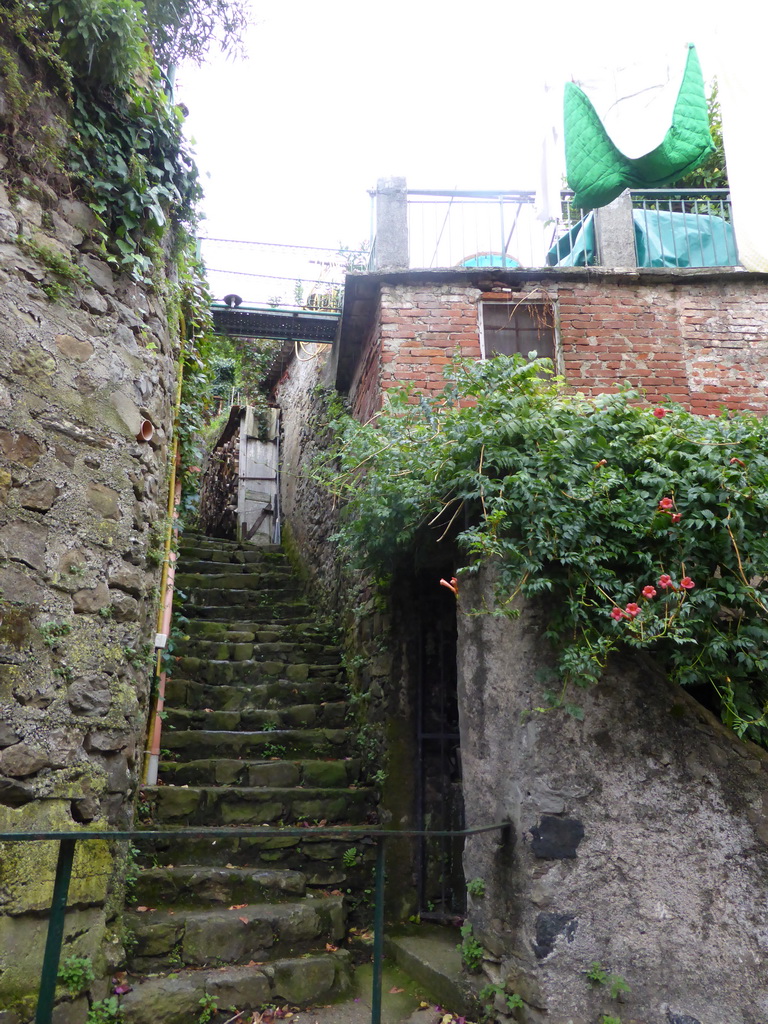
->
xmin=237 ymin=406 xmax=280 ymax=544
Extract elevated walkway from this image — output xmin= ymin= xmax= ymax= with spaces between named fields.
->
xmin=211 ymin=302 xmax=339 ymax=343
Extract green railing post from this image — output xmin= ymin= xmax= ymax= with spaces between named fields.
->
xmin=370 ymin=837 xmax=386 ymax=1024
xmin=35 ymin=837 xmax=76 ymax=1024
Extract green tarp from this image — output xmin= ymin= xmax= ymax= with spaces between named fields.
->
xmin=547 ymin=210 xmax=738 ymax=268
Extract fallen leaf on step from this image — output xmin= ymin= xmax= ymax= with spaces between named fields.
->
xmin=225 ymin=863 xmax=236 ymax=869
xmin=135 ymin=906 xmax=149 ymax=912
xmin=229 ymin=903 xmax=248 ymax=910
xmin=325 ymin=943 xmax=337 ymax=951
xmin=238 ymin=916 xmax=249 ymax=924
xmin=389 ymin=986 xmax=404 ymax=994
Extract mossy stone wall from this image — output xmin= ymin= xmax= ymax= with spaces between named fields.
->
xmin=0 ymin=60 xmax=178 ymax=1016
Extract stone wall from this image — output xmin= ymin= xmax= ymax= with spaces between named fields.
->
xmin=346 ymin=272 xmax=768 ymax=415
xmin=275 ymin=347 xmax=425 ymax=918
xmin=457 ymin=568 xmax=768 ymax=1024
xmin=275 ymin=346 xmax=341 ymax=604
xmin=0 ymin=163 xmax=177 ymax=1009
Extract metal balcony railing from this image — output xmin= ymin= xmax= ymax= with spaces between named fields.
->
xmin=370 ymin=186 xmax=736 ymax=272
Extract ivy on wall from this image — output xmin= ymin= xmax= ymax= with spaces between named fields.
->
xmin=0 ymin=0 xmax=251 ymax=511
xmin=2 ymin=0 xmax=203 ymax=277
xmin=317 ymin=355 xmax=768 ymax=746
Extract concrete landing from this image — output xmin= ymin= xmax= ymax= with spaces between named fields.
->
xmin=292 ymin=958 xmax=472 ymax=1024
xmin=384 ymin=924 xmax=481 ymax=1019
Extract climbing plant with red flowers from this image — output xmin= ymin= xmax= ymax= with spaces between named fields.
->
xmin=318 ymin=355 xmax=768 ymax=746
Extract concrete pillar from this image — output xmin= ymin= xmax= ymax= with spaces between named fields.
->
xmin=594 ymin=188 xmax=636 ymax=267
xmin=372 ymin=176 xmax=408 ymax=271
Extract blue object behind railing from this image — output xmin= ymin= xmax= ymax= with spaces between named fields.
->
xmin=547 ymin=209 xmax=738 ymax=269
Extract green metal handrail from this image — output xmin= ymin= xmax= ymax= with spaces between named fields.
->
xmin=1 ymin=821 xmax=511 ymax=1024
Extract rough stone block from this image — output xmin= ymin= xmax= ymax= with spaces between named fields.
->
xmin=0 ymin=430 xmax=43 ymax=467
xmin=0 ymin=207 xmax=18 ymax=243
xmin=68 ymin=675 xmax=111 ymax=715
xmin=86 ymin=483 xmax=120 ymax=520
xmin=203 ymin=965 xmax=271 ymax=1007
xmin=0 ymin=521 xmax=47 ymax=571
xmin=72 ymin=583 xmax=110 ymax=614
xmin=57 ymin=199 xmax=99 ymax=235
xmin=18 ymin=479 xmax=58 ymax=512
xmin=181 ymin=912 xmax=272 ymax=966
xmin=121 ymin=973 xmax=205 ymax=1024
xmin=80 ymin=255 xmax=115 ymax=293
xmin=0 ymin=742 xmax=49 ymax=777
xmin=271 ymin=955 xmax=336 ymax=1003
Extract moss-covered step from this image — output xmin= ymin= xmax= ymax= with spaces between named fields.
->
xmin=162 ymin=700 xmax=347 ymax=732
xmin=171 ymin=658 xmax=341 ymax=688
xmin=175 ymin=570 xmax=304 ymax=593
xmin=126 ymin=893 xmax=346 ymax=970
xmin=179 ymin=602 xmax=314 ymax=622
xmin=122 ymin=952 xmax=353 ymax=1024
xmin=184 ymin=617 xmax=339 ymax=644
xmin=164 ymin=675 xmax=347 ymax=711
xmin=172 ymin=656 xmax=341 ymax=686
xmin=144 ymin=784 xmax=373 ymax=826
xmin=178 ymin=536 xmax=284 ymax=556
xmin=160 ymin=727 xmax=350 ymax=760
xmin=173 ymin=638 xmax=342 ymax=665
xmin=180 ymin=560 xmax=297 ymax=577
xmin=158 ymin=756 xmax=362 ymax=789
xmin=132 ymin=829 xmax=376 ymax=882
xmin=132 ymin=864 xmax=306 ymax=907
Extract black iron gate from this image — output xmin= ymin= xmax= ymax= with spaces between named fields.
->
xmin=416 ymin=580 xmax=465 ymax=918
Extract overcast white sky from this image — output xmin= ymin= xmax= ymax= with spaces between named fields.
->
xmin=174 ymin=0 xmax=758 ymax=301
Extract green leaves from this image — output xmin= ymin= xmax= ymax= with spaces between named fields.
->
xmin=317 ymin=355 xmax=768 ymax=746
xmin=42 ymin=0 xmax=151 ymax=92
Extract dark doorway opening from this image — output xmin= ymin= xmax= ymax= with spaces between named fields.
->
xmin=414 ymin=569 xmax=465 ymax=919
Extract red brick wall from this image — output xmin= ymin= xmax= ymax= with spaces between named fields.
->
xmin=351 ymin=297 xmax=384 ymax=423
xmin=349 ymin=276 xmax=768 ymax=417
xmin=378 ymin=284 xmax=481 ymax=397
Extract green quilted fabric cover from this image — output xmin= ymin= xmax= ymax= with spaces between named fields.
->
xmin=565 ymin=44 xmax=714 ymax=210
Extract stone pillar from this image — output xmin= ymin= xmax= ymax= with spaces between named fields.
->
xmin=372 ymin=176 xmax=408 ymax=271
xmin=594 ymin=188 xmax=636 ymax=267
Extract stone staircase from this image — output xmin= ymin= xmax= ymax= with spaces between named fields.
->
xmin=122 ymin=533 xmax=375 ymax=1024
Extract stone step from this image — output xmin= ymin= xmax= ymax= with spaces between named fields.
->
xmin=384 ymin=924 xmax=482 ymax=1020
xmin=175 ymin=571 xmax=304 ymax=592
xmin=133 ymin=864 xmax=307 ymax=907
xmin=181 ymin=559 xmax=297 ymax=577
xmin=121 ymin=952 xmax=353 ymax=1024
xmin=126 ymin=894 xmax=346 ymax=970
xmin=181 ymin=603 xmax=313 ymax=622
xmin=183 ymin=618 xmax=337 ymax=643
xmin=133 ymin=830 xmax=376 ymax=883
xmin=145 ymin=784 xmax=373 ymax=826
xmin=164 ymin=676 xmax=347 ymax=712
xmin=178 ymin=536 xmax=283 ymax=556
xmin=161 ymin=727 xmax=350 ymax=760
xmin=173 ymin=638 xmax=341 ymax=663
xmin=158 ymin=756 xmax=361 ymax=789
xmin=128 ymin=533 xmax=377 ymax=1009
xmin=170 ymin=658 xmax=342 ymax=687
xmin=163 ymin=700 xmax=347 ymax=732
